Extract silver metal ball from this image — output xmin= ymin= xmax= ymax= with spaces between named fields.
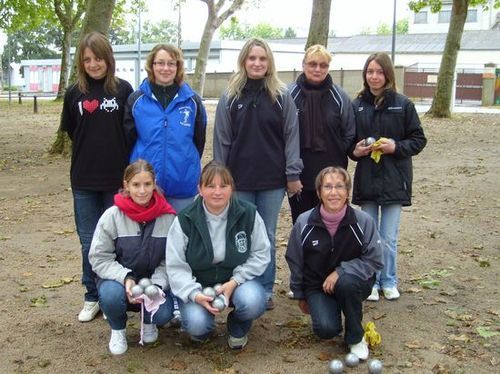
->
xmin=144 ymin=284 xmax=159 ymax=298
xmin=211 ymin=295 xmax=226 ymax=311
xmin=328 ymin=359 xmax=344 ymax=374
xmin=213 ymin=283 xmax=223 ymax=294
xmin=131 ymin=284 xmax=144 ymax=298
xmin=138 ymin=278 xmax=153 ymax=288
xmin=368 ymin=359 xmax=383 ymax=374
xmin=344 ymin=352 xmax=359 ymax=367
xmin=202 ymin=286 xmax=216 ymax=299
xmin=365 ymin=137 xmax=376 ymax=146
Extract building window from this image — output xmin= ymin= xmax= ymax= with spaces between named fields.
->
xmin=414 ymin=11 xmax=428 ymax=24
xmin=438 ymin=10 xmax=451 ymax=23
xmin=466 ymin=9 xmax=477 ymax=23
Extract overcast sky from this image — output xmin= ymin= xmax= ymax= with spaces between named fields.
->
xmin=144 ymin=0 xmax=412 ymax=40
xmin=0 ymin=0 xmax=412 ymax=54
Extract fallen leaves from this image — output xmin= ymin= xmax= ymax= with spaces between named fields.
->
xmin=30 ymin=295 xmax=47 ymax=307
xmin=475 ymin=326 xmax=500 ymax=338
xmin=41 ymin=277 xmax=73 ymax=289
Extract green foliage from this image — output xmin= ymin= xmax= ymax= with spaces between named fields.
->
xmin=376 ymin=19 xmax=409 ymax=35
xmin=1 ymin=22 xmax=62 ymax=82
xmin=409 ymin=0 xmax=500 ymax=13
xmin=219 ymin=17 xmax=295 ymax=40
xmin=109 ymin=19 xmax=178 ymax=45
xmin=0 ymin=0 xmax=56 ymax=31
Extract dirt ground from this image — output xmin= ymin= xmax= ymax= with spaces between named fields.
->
xmin=0 ymin=99 xmax=498 ymax=374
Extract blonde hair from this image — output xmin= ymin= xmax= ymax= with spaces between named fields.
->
xmin=303 ymin=44 xmax=332 ymax=65
xmin=226 ymin=38 xmax=285 ymax=102
xmin=145 ymin=44 xmax=185 ymax=85
xmin=315 ymin=166 xmax=351 ymax=204
xmin=76 ymin=32 xmax=118 ymax=94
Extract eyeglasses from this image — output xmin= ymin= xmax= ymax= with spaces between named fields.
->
xmin=153 ymin=61 xmax=177 ymax=68
xmin=305 ymin=61 xmax=329 ymax=70
xmin=322 ymin=184 xmax=347 ymax=192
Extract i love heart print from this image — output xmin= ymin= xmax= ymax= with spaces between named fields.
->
xmin=82 ymin=99 xmax=99 ymax=113
xmin=78 ymin=97 xmax=119 ymax=115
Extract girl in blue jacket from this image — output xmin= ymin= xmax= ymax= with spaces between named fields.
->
xmin=125 ymin=44 xmax=207 ymax=212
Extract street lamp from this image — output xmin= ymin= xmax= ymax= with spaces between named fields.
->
xmin=391 ymin=0 xmax=396 ymax=64
xmin=136 ymin=9 xmax=142 ymax=88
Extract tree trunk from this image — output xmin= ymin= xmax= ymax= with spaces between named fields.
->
xmin=54 ymin=0 xmax=86 ymax=100
xmin=427 ymin=0 xmax=468 ymax=118
xmin=56 ymin=30 xmax=72 ymax=100
xmin=50 ymin=0 xmax=116 ymax=155
xmin=191 ymin=0 xmax=246 ymax=96
xmin=305 ymin=0 xmax=332 ymax=49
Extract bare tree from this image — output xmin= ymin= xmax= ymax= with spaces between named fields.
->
xmin=305 ymin=0 xmax=332 ymax=49
xmin=191 ymin=0 xmax=246 ymax=96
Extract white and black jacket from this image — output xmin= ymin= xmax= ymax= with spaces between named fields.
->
xmin=285 ymin=205 xmax=383 ymax=300
xmin=89 ymin=206 xmax=176 ymax=289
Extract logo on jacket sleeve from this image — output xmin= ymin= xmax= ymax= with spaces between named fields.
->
xmin=179 ymin=106 xmax=193 ymax=127
xmin=235 ymin=231 xmax=248 ymax=253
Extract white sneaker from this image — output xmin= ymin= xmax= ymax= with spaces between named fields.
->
xmin=349 ymin=337 xmax=369 ymax=360
xmin=109 ymin=329 xmax=127 ymax=355
xmin=78 ymin=301 xmax=100 ymax=322
xmin=143 ymin=324 xmax=158 ymax=343
xmin=367 ymin=288 xmax=379 ymax=302
xmin=287 ymin=290 xmax=295 ymax=299
xmin=227 ymin=334 xmax=248 ymax=350
xmin=382 ymin=287 xmax=400 ymax=300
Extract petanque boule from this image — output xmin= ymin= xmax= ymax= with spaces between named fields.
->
xmin=367 ymin=359 xmax=383 ymax=374
xmin=144 ymin=284 xmax=160 ymax=298
xmin=202 ymin=286 xmax=216 ymax=299
xmin=131 ymin=284 xmax=144 ymax=298
xmin=344 ymin=352 xmax=359 ymax=367
xmin=138 ymin=277 xmax=153 ymax=288
xmin=328 ymin=359 xmax=344 ymax=373
xmin=364 ymin=137 xmax=376 ymax=146
xmin=211 ymin=295 xmax=226 ymax=311
xmin=213 ymin=283 xmax=223 ymax=294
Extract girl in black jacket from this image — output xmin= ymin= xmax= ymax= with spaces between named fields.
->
xmin=351 ymin=52 xmax=427 ymax=302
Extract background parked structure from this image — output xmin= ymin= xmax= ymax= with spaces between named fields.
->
xmin=16 ymin=30 xmax=499 ymax=106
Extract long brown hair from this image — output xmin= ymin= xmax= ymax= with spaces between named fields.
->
xmin=75 ymin=32 xmax=118 ymax=94
xmin=359 ymin=52 xmax=396 ymax=106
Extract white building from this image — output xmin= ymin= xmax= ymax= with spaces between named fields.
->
xmin=409 ymin=0 xmax=499 ymax=34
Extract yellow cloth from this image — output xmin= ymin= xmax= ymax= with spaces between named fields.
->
xmin=364 ymin=321 xmax=382 ymax=347
xmin=370 ymin=137 xmax=389 ymax=163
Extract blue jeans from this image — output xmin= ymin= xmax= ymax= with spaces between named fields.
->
xmin=180 ymin=280 xmax=266 ymax=340
xmin=306 ymin=274 xmax=373 ymax=345
xmin=361 ymin=203 xmax=402 ymax=289
xmin=167 ymin=196 xmax=196 ymax=213
xmin=73 ymin=189 xmax=115 ymax=302
xmin=236 ymin=188 xmax=285 ymax=300
xmin=98 ymin=280 xmax=175 ymax=330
